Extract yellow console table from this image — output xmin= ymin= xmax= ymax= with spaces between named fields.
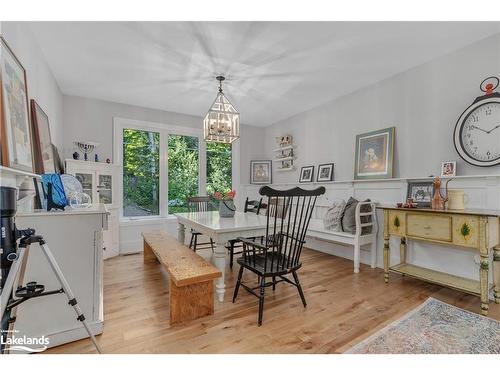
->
xmin=379 ymin=207 xmax=500 ymax=315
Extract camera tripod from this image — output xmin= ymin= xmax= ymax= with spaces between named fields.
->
xmin=1 ymin=229 xmax=102 ymax=354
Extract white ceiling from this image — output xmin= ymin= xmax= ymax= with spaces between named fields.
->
xmin=27 ymin=21 xmax=500 ymax=127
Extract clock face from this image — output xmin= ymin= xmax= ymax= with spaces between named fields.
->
xmin=454 ymin=98 xmax=500 ymax=166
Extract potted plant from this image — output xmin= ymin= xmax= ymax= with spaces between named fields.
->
xmin=213 ymin=190 xmax=236 ymax=218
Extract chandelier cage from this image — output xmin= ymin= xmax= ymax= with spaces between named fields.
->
xmin=203 ymin=76 xmax=240 ymax=144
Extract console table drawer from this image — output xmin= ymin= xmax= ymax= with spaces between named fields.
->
xmin=406 ymin=213 xmax=452 ymax=242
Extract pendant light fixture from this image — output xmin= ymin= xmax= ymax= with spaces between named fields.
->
xmin=203 ymin=76 xmax=240 ymax=144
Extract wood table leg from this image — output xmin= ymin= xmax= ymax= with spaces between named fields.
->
xmin=479 ymin=217 xmax=489 ymax=315
xmin=383 ymin=211 xmax=390 ymax=283
xmin=493 ymin=245 xmax=500 ymax=304
xmin=177 ymin=222 xmax=186 ymax=245
xmin=212 ymin=239 xmax=226 ymax=302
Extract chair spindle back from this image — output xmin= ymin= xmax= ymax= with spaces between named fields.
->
xmin=245 ymin=186 xmax=325 ymax=273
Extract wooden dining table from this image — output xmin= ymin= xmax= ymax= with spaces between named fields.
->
xmin=175 ymin=211 xmax=271 ymax=302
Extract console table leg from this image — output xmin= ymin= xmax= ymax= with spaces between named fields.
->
xmin=479 ymin=218 xmax=489 ymax=315
xmin=400 ymin=237 xmax=407 ymax=264
xmin=493 ymin=246 xmax=500 ymax=304
xmin=480 ymin=254 xmax=489 ymax=315
xmin=383 ymin=211 xmax=390 ymax=283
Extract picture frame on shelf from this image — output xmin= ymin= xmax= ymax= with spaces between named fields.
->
xmin=250 ymin=160 xmax=272 ymax=184
xmin=406 ymin=180 xmax=434 ymax=208
xmin=354 ymin=127 xmax=395 ymax=180
xmin=52 ymin=143 xmax=64 ymax=174
xmin=317 ymin=163 xmax=334 ymax=182
xmin=30 ymin=99 xmax=56 ymax=174
xmin=0 ymin=36 xmax=34 ymax=172
xmin=299 ymin=165 xmax=314 ymax=183
xmin=440 ymin=160 xmax=456 ymax=178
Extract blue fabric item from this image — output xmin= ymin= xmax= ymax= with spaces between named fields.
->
xmin=41 ymin=174 xmax=67 ymax=208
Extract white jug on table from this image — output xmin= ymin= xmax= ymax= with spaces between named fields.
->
xmin=447 ymin=189 xmax=468 ymax=210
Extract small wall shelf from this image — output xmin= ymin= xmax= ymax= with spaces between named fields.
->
xmin=274 ymin=136 xmax=295 ymax=171
xmin=276 ymin=166 xmax=296 ymax=172
xmin=0 ymin=165 xmax=41 ymax=179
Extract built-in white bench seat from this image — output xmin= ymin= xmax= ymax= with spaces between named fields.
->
xmin=306 ymin=201 xmax=378 ymax=273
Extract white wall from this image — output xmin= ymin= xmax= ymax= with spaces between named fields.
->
xmin=62 ymin=95 xmax=265 ymax=252
xmin=236 ymin=33 xmax=500 ymax=293
xmin=264 ymin=33 xmax=500 ymax=183
xmin=1 ymin=22 xmax=64 ymax=148
xmin=61 ymin=95 xmax=265 ymax=186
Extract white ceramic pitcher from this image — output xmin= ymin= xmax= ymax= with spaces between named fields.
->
xmin=447 ymin=189 xmax=468 ymax=210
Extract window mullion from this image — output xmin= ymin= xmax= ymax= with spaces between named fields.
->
xmin=199 ymin=138 xmax=207 ymax=195
xmin=160 ymin=130 xmax=169 ymax=217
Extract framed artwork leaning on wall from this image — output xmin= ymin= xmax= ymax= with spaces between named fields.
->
xmin=406 ymin=180 xmax=434 ymax=208
xmin=299 ymin=165 xmax=314 ymax=183
xmin=317 ymin=163 xmax=334 ymax=182
xmin=30 ymin=99 xmax=56 ymax=174
xmin=250 ymin=160 xmax=272 ymax=184
xmin=354 ymin=127 xmax=395 ymax=180
xmin=0 ymin=36 xmax=34 ymax=172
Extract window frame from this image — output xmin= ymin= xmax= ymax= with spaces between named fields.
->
xmin=113 ymin=117 xmax=234 ymax=220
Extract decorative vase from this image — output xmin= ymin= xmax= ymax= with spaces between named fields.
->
xmin=219 ymin=200 xmax=236 ymax=218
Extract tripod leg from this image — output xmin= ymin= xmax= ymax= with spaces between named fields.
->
xmin=1 ymin=246 xmax=30 ymax=354
xmin=39 ymin=243 xmax=102 ymax=354
xmin=0 ymin=247 xmax=27 ymax=319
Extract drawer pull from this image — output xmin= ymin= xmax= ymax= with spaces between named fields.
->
xmin=423 ymin=225 xmax=431 ymax=230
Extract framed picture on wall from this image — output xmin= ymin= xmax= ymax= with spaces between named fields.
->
xmin=299 ymin=165 xmax=314 ymax=183
xmin=317 ymin=163 xmax=334 ymax=182
xmin=250 ymin=160 xmax=272 ymax=184
xmin=440 ymin=160 xmax=456 ymax=178
xmin=354 ymin=127 xmax=395 ymax=180
xmin=0 ymin=36 xmax=34 ymax=172
xmin=30 ymin=99 xmax=56 ymax=174
xmin=407 ymin=180 xmax=434 ymax=208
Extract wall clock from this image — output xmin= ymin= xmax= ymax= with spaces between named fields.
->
xmin=453 ymin=76 xmax=500 ymax=167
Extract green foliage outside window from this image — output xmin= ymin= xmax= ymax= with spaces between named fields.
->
xmin=123 ymin=129 xmax=160 ymax=217
xmin=122 ymin=129 xmax=232 ymax=217
xmin=206 ymin=142 xmax=232 ymax=196
xmin=168 ymin=135 xmax=199 ymax=214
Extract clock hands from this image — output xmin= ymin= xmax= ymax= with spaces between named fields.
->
xmin=486 ymin=124 xmax=500 ymax=134
xmin=470 ymin=125 xmax=489 ymax=133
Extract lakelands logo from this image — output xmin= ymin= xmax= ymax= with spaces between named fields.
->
xmin=1 ymin=330 xmax=49 ymax=353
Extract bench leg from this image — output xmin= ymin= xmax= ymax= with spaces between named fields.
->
xmin=353 ymin=240 xmax=360 ymax=273
xmin=169 ymin=279 xmax=215 ymax=325
xmin=143 ymin=240 xmax=158 ymax=264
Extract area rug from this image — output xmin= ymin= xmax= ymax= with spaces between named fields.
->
xmin=346 ymin=298 xmax=500 ymax=354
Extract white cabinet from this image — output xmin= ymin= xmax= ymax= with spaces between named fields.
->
xmin=16 ymin=205 xmax=107 ymax=349
xmin=65 ymin=159 xmax=121 ymax=259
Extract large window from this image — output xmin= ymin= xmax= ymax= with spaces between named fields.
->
xmin=206 ymin=142 xmax=232 ymax=195
xmin=117 ymin=119 xmax=233 ymax=218
xmin=168 ymin=135 xmax=199 ymax=213
xmin=122 ymin=129 xmax=160 ymax=217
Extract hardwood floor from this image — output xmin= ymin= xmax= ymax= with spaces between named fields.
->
xmin=46 ymin=248 xmax=500 ymax=354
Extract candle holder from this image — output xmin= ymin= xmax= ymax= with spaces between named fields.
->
xmin=74 ymin=141 xmax=100 ymax=161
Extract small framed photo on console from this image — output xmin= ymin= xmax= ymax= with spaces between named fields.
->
xmin=406 ymin=180 xmax=434 ymax=208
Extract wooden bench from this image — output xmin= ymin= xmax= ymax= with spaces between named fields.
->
xmin=306 ymin=202 xmax=378 ymax=273
xmin=142 ymin=231 xmax=221 ymax=325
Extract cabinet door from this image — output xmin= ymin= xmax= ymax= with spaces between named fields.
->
xmin=97 ymin=173 xmax=113 ymax=205
xmin=75 ymin=172 xmax=95 ymax=202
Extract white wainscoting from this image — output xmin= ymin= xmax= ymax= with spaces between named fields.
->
xmin=239 ymin=175 xmax=500 ymax=289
